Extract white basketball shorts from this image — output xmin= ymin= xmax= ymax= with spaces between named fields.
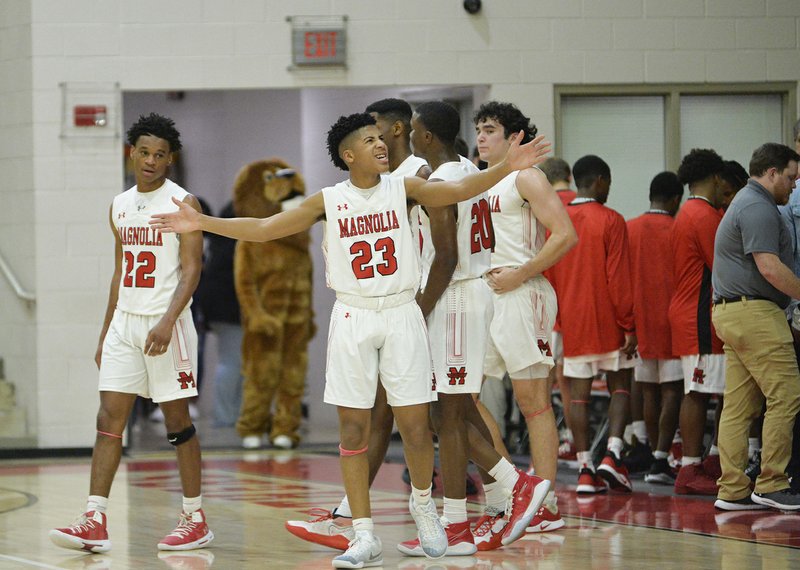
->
xmin=98 ymin=309 xmax=198 ymax=403
xmin=324 ymin=298 xmax=436 ymax=408
xmin=564 ymin=349 xmax=639 ymax=379
xmin=429 ymin=278 xmax=493 ymax=395
xmin=681 ymin=353 xmax=726 ymax=395
xmin=635 ymin=358 xmax=683 ymax=384
xmin=484 ymin=276 xmax=557 ymax=380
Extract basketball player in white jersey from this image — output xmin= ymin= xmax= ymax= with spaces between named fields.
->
xmin=50 ymin=114 xmax=213 ymax=554
xmin=474 ymin=102 xmax=577 ymax=534
xmin=394 ymin=101 xmax=551 ymax=556
xmin=150 ymin=112 xmax=551 ymax=568
xmin=283 ymin=100 xmax=432 ymax=552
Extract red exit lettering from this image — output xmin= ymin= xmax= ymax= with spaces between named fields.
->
xmin=304 ymin=31 xmax=337 ymax=59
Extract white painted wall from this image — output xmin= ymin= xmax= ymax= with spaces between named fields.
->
xmin=0 ymin=0 xmax=797 ymax=447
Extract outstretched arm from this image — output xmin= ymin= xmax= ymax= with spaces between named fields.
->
xmin=404 ymin=133 xmax=550 ymax=207
xmin=487 ymin=168 xmax=577 ymax=293
xmin=150 ymin=192 xmax=325 ymax=242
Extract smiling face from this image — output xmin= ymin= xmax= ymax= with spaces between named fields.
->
xmin=129 ymin=134 xmax=172 ymax=192
xmin=475 ymin=118 xmax=511 ymax=167
xmin=340 ymin=125 xmax=389 ymax=174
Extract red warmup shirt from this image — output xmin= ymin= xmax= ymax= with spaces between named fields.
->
xmin=627 ymin=211 xmax=677 ymax=360
xmin=556 ymin=189 xmax=577 ymax=207
xmin=549 ymin=201 xmax=635 ymax=357
xmin=668 ymin=197 xmax=724 ymax=356
xmin=542 ymin=189 xmax=576 ymax=331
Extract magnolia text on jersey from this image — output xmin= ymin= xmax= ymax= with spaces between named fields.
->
xmin=119 ymin=226 xmax=164 ymax=247
xmin=338 ymin=210 xmax=400 ymax=238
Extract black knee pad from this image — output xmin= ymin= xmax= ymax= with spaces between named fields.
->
xmin=167 ymin=424 xmax=196 ymax=446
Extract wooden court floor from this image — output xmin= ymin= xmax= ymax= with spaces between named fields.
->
xmin=0 ymin=448 xmax=798 ymax=570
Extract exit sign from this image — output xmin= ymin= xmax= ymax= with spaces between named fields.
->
xmin=289 ymin=16 xmax=347 ymax=68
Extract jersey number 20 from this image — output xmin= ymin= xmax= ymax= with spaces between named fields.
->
xmin=350 ymin=237 xmax=398 ymax=279
xmin=123 ymin=251 xmax=156 ymax=288
xmin=470 ymin=198 xmax=493 ymax=253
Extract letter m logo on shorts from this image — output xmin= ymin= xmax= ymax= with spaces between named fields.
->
xmin=537 ymin=339 xmax=552 ymax=357
xmin=177 ymin=371 xmax=196 ymax=390
xmin=447 ymin=366 xmax=467 ymax=386
xmin=692 ymin=367 xmax=705 ymax=385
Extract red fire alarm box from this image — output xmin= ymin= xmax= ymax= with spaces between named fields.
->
xmin=73 ymin=105 xmax=108 ymax=127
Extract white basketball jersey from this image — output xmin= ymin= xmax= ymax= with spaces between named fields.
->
xmin=419 ymin=156 xmax=492 ymax=284
xmin=392 ymin=154 xmax=428 ymax=178
xmin=489 ymin=170 xmax=546 ymax=269
xmin=322 ymin=176 xmax=420 ymax=297
xmin=112 ymin=179 xmax=190 ymax=316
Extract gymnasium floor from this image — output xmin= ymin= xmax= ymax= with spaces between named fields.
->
xmin=1 ymin=419 xmax=798 ymax=570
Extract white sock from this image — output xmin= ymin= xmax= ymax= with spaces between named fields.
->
xmin=182 ymin=495 xmax=202 ymax=514
xmin=748 ymin=438 xmax=761 ymax=456
xmin=482 ymin=481 xmax=509 ymax=514
xmin=632 ymin=421 xmax=648 ymax=444
xmin=87 ymin=495 xmax=108 ymax=514
xmin=352 ymin=518 xmax=374 ymax=535
xmin=335 ymin=496 xmax=352 ymax=518
xmin=623 ymin=424 xmax=634 ymax=445
xmin=682 ymin=456 xmax=701 ymax=466
xmin=708 ymin=445 xmax=719 ymax=456
xmin=411 ymin=485 xmax=433 ymax=507
xmin=488 ymin=458 xmax=520 ymax=493
xmin=443 ymin=497 xmax=467 ymax=524
xmin=654 ymin=450 xmax=668 ymax=460
xmin=607 ymin=436 xmax=625 ymax=458
xmin=544 ymin=490 xmax=557 ymax=509
xmin=577 ymin=451 xmax=594 ymax=470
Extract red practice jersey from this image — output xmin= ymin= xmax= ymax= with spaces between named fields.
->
xmin=555 ymin=189 xmax=577 ymax=207
xmin=668 ymin=197 xmax=724 ymax=356
xmin=627 ymin=211 xmax=677 ymax=359
xmin=549 ymin=201 xmax=634 ymax=357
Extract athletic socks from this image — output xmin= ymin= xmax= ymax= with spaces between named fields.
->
xmin=442 ymin=497 xmax=468 ymax=524
xmin=182 ymin=495 xmax=202 ymax=514
xmin=87 ymin=495 xmax=108 ymax=514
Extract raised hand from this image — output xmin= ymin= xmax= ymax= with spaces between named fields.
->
xmin=149 ymin=196 xmax=202 ymax=234
xmin=505 ymin=133 xmax=552 ymax=171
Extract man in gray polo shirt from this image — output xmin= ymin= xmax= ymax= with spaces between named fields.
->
xmin=711 ymin=142 xmax=800 ymax=512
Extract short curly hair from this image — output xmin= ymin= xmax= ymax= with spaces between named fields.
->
xmin=473 ymin=101 xmax=538 ymax=144
xmin=677 ymin=148 xmax=724 ymax=186
xmin=326 ymin=113 xmax=377 ymax=171
xmin=415 ymin=100 xmax=460 ymax=145
xmin=126 ymin=113 xmax=182 ymax=152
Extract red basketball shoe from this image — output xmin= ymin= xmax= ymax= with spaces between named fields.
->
xmin=397 ymin=519 xmax=476 ymax=556
xmin=158 ymin=509 xmax=214 ymax=551
xmin=285 ymin=508 xmax=353 ymax=551
xmin=472 ymin=510 xmax=507 ymax=551
xmin=49 ymin=510 xmax=111 ymax=553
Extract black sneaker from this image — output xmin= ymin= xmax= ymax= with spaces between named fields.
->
xmin=622 ymin=441 xmax=654 ymax=474
xmin=644 ymin=457 xmax=676 ymax=485
xmin=714 ymin=495 xmax=769 ymax=511
xmin=751 ymin=488 xmax=800 ymax=511
xmin=744 ymin=451 xmax=761 ymax=482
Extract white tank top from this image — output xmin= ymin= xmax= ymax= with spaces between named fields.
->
xmin=112 ymin=179 xmax=190 ymax=315
xmin=322 ymin=176 xmax=420 ymax=297
xmin=418 ymin=156 xmax=491 ymax=284
xmin=489 ymin=170 xmax=546 ymax=269
xmin=392 ymin=154 xmax=428 ymax=178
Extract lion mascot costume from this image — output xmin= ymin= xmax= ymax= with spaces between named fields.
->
xmin=233 ymin=158 xmax=315 ymax=449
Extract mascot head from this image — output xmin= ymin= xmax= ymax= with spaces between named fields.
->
xmin=233 ymin=158 xmax=306 ymax=218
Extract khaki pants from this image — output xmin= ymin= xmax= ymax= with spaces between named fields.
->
xmin=712 ymin=299 xmax=800 ymax=500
